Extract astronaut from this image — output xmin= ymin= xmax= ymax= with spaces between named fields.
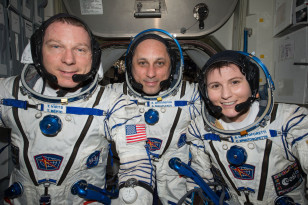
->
xmin=0 ymin=13 xmax=153 ymax=205
xmin=187 ymin=50 xmax=308 ymax=204
xmin=109 ymin=29 xmax=201 ymax=204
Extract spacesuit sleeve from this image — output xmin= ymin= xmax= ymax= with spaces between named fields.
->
xmin=105 ymin=94 xmax=154 ymax=204
xmin=186 ymin=116 xmax=214 ymax=191
xmin=0 ymin=77 xmax=15 ymax=128
xmin=284 ymin=105 xmax=308 ymax=193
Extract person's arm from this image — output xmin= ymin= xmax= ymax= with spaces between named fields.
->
xmin=105 ymin=93 xmax=154 ymax=204
xmin=186 ymin=116 xmax=214 ymax=192
xmin=284 ymin=104 xmax=308 ymax=194
xmin=0 ymin=77 xmax=16 ymax=128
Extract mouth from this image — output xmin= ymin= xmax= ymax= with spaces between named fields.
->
xmin=221 ymin=101 xmax=236 ymax=106
xmin=144 ymin=80 xmax=158 ymax=87
xmin=60 ymin=70 xmax=77 ymax=76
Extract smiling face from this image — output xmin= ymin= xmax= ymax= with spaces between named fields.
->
xmin=206 ymin=64 xmax=252 ymax=122
xmin=131 ymin=39 xmax=171 ymax=95
xmin=42 ymin=21 xmax=92 ymax=89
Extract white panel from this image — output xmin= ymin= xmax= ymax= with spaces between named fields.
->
xmin=274 ymin=27 xmax=308 ymax=104
xmin=273 ymin=0 xmax=293 ymax=36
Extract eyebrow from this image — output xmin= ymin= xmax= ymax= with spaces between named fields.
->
xmin=207 ymin=76 xmax=244 ymax=85
xmin=44 ymin=39 xmax=90 ymax=48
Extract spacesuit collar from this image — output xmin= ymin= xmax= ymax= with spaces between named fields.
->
xmin=20 ymin=64 xmax=98 ymax=104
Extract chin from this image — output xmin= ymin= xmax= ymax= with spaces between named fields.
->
xmin=144 ymin=88 xmax=160 ymax=95
xmin=58 ymin=82 xmax=79 ymax=89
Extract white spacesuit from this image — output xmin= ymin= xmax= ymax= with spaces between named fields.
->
xmin=111 ymin=29 xmax=201 ymax=204
xmin=187 ymin=51 xmax=308 ymax=204
xmin=0 ymin=13 xmax=153 ymax=205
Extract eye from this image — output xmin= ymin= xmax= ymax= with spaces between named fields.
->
xmin=208 ymin=83 xmax=220 ymax=89
xmin=156 ymin=61 xmax=165 ymax=67
xmin=232 ymin=80 xmax=240 ymax=85
xmin=138 ymin=61 xmax=147 ymax=67
xmin=50 ymin=44 xmax=60 ymax=49
xmin=76 ymin=47 xmax=89 ymax=53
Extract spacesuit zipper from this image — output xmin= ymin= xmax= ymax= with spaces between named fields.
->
xmin=244 ymin=191 xmax=253 ymax=205
xmin=39 ymin=183 xmax=51 ymax=205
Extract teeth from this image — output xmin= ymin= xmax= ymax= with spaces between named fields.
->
xmin=222 ymin=102 xmax=235 ymax=105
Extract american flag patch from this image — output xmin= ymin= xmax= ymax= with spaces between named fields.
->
xmin=126 ymin=124 xmax=147 ymax=143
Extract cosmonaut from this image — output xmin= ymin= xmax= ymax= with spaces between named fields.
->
xmin=0 ymin=13 xmax=154 ymax=205
xmin=186 ymin=50 xmax=308 ymax=204
xmin=109 ymin=29 xmax=201 ymax=204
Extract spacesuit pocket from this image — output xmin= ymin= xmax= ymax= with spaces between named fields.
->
xmin=11 ymin=143 xmax=20 ymax=168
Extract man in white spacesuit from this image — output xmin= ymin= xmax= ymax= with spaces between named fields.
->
xmin=110 ymin=29 xmax=201 ymax=204
xmin=0 ymin=13 xmax=154 ymax=205
xmin=187 ymin=50 xmax=308 ymax=204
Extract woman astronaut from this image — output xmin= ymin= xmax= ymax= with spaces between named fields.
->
xmin=187 ymin=50 xmax=308 ymax=204
xmin=0 ymin=13 xmax=153 ymax=204
xmin=110 ymin=29 xmax=201 ymax=204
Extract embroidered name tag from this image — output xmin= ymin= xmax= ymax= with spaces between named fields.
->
xmin=147 ymin=101 xmax=174 ymax=107
xmin=231 ymin=130 xmax=270 ymax=143
xmin=43 ymin=104 xmax=66 ymax=114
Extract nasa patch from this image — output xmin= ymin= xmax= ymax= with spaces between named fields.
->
xmin=34 ymin=154 xmax=63 ymax=171
xmin=178 ymin=133 xmax=186 ymax=148
xmin=272 ymin=162 xmax=303 ymax=196
xmin=146 ymin=138 xmax=162 ymax=151
xmin=86 ymin=151 xmax=101 ymax=168
xmin=229 ymin=164 xmax=255 ymax=180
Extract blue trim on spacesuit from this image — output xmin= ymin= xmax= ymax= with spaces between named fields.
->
xmin=189 ymin=85 xmax=201 ymax=120
xmin=282 ymin=113 xmax=307 ymax=159
xmin=1 ymin=98 xmax=107 ymax=116
xmin=204 ymin=134 xmax=221 ymax=141
xmin=188 ymin=123 xmax=202 ymax=140
xmin=292 ymin=133 xmax=308 ymax=146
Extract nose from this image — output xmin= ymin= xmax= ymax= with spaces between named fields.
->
xmin=61 ymin=49 xmax=76 ymax=65
xmin=221 ymin=85 xmax=232 ymax=99
xmin=146 ymin=64 xmax=156 ymax=78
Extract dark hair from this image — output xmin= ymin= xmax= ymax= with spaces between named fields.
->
xmin=30 ymin=13 xmax=101 ymax=85
xmin=199 ymin=50 xmax=260 ymax=116
xmin=125 ymin=33 xmax=177 ymax=94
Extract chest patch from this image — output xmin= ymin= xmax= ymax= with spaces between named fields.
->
xmin=86 ymin=151 xmax=100 ymax=168
xmin=34 ymin=154 xmax=63 ymax=171
xmin=178 ymin=133 xmax=186 ymax=148
xmin=146 ymin=138 xmax=163 ymax=151
xmin=229 ymin=164 xmax=255 ymax=180
xmin=272 ymin=162 xmax=303 ymax=196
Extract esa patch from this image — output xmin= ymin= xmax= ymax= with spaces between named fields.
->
xmin=34 ymin=154 xmax=63 ymax=171
xmin=272 ymin=162 xmax=303 ymax=196
xmin=178 ymin=133 xmax=186 ymax=148
xmin=86 ymin=151 xmax=100 ymax=168
xmin=146 ymin=138 xmax=162 ymax=151
xmin=229 ymin=164 xmax=255 ymax=180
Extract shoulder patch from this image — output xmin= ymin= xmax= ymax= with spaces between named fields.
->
xmin=86 ymin=151 xmax=101 ymax=168
xmin=178 ymin=133 xmax=187 ymax=148
xmin=272 ymin=162 xmax=303 ymax=196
